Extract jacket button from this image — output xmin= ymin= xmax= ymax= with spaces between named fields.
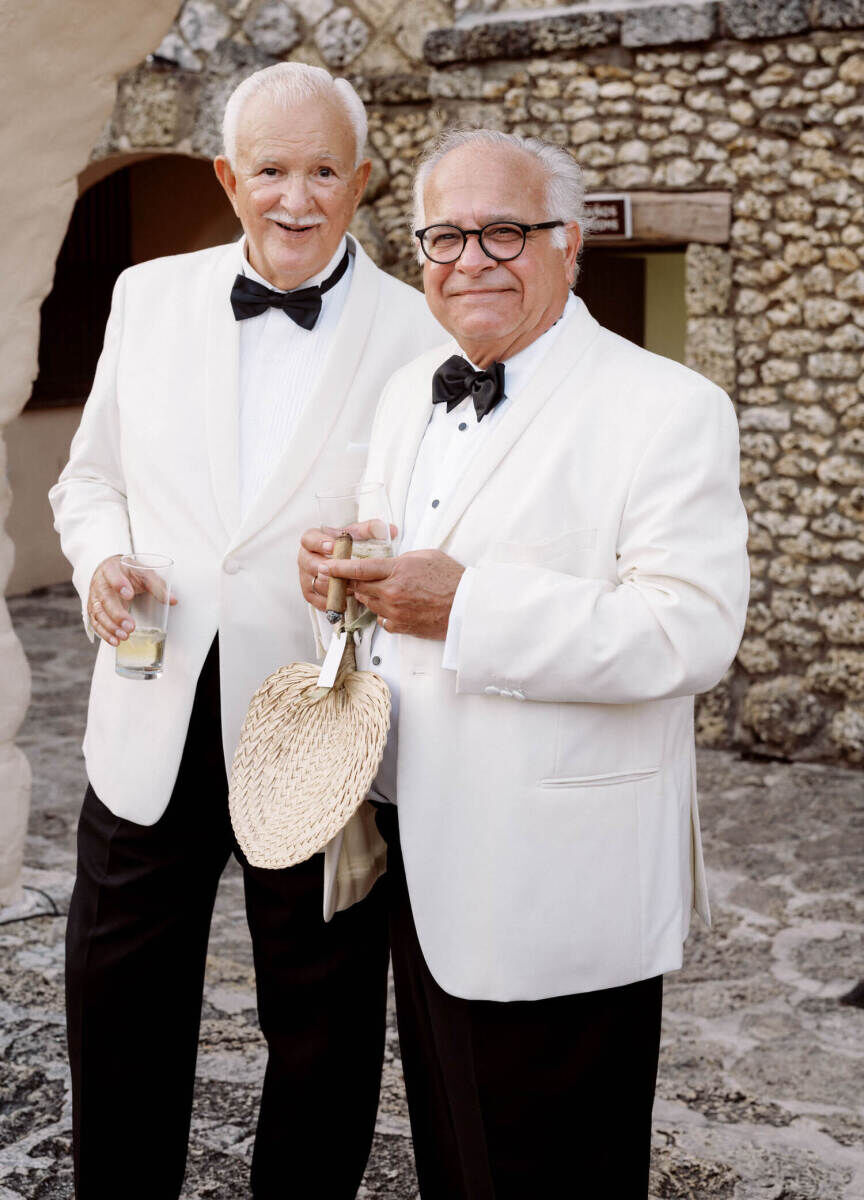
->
xmin=512 ymin=690 xmax=526 ymax=701
xmin=223 ymin=558 xmax=240 ymax=575
xmin=483 ymin=685 xmax=499 ymax=695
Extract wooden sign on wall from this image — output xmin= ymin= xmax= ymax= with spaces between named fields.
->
xmin=584 ymin=191 xmax=731 ymax=245
xmin=585 ymin=194 xmax=633 ymax=239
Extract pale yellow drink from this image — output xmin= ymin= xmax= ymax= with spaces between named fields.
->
xmin=115 ymin=627 xmax=166 ymax=679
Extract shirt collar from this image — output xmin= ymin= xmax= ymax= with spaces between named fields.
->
xmin=238 ymin=235 xmax=349 ymax=294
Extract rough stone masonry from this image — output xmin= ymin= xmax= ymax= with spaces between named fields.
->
xmin=93 ymin=0 xmax=864 ymax=764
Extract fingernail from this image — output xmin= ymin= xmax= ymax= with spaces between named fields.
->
xmin=121 ymin=588 xmax=132 ymax=599
xmin=322 ymin=541 xmax=333 ymax=553
xmin=122 ymin=620 xmax=133 ymax=632
xmin=319 ymin=565 xmax=330 ymax=576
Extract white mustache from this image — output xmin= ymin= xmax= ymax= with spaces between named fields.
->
xmin=264 ymin=210 xmax=326 ymax=227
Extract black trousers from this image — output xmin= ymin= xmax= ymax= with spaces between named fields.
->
xmin=65 ymin=639 xmax=390 ymax=1200
xmin=375 ymin=804 xmax=663 ymax=1200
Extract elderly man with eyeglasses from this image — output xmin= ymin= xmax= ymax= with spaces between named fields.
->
xmin=300 ymin=128 xmax=749 ymax=1198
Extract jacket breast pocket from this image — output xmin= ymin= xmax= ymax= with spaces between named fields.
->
xmin=481 ymin=527 xmax=598 ymax=568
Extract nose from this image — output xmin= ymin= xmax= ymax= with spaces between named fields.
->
xmin=280 ymin=172 xmax=313 ymax=213
xmin=456 ymin=232 xmax=494 ymax=276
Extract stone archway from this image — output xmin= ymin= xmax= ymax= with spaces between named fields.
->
xmin=0 ymin=2 xmax=182 ymax=913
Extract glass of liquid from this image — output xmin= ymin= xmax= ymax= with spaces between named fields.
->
xmin=316 ymin=482 xmax=393 ymax=622
xmin=114 ymin=553 xmax=174 ymax=680
xmin=316 ymin=482 xmax=394 ymax=560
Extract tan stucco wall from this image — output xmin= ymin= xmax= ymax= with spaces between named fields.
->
xmin=0 ymin=0 xmax=182 ymax=907
xmin=5 ymin=409 xmax=80 ymax=597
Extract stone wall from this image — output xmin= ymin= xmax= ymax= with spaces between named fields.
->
xmin=95 ymin=0 xmax=864 ymax=764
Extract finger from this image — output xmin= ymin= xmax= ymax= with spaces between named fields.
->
xmin=325 ymin=557 xmax=395 ymax=582
xmin=376 ymin=613 xmax=404 ymax=634
xmin=301 ymin=528 xmax=334 ymax=554
xmin=101 ymin=559 xmax=134 ymax=601
xmin=91 ymin=614 xmax=119 ymax=646
xmin=94 ymin=585 xmax=133 ymax=630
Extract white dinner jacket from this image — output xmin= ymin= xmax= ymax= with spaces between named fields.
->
xmin=331 ymin=297 xmax=749 ymax=1002
xmin=50 ymin=237 xmax=443 ymax=833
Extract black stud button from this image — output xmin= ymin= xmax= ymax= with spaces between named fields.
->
xmin=431 ymin=499 xmax=440 ymax=508
xmin=458 ymin=422 xmax=468 ymax=431
xmin=372 ymin=655 xmax=381 ymax=666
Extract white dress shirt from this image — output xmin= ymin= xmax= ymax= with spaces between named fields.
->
xmin=237 ymin=237 xmax=353 ymax=518
xmin=370 ymin=293 xmax=578 ymax=804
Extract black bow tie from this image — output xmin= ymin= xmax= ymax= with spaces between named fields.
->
xmin=431 ymin=355 xmax=506 ymax=423
xmin=230 ymin=248 xmax=350 ymax=330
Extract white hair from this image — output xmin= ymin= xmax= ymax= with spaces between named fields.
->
xmin=411 ymin=128 xmax=593 ymax=262
xmin=222 ymin=62 xmax=368 ymax=167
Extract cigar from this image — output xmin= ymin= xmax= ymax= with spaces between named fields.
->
xmin=325 ymin=532 xmax=353 ymax=623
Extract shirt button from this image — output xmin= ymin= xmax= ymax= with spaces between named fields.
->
xmin=223 ymin=558 xmax=240 ymax=575
xmin=431 ymin=499 xmax=440 ymax=508
xmin=372 ymin=656 xmax=381 ymax=666
xmin=458 ymin=422 xmax=468 ymax=431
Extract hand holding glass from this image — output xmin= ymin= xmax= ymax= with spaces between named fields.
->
xmin=316 ymin=483 xmax=393 ymax=623
xmin=114 ymin=554 xmax=174 ymax=680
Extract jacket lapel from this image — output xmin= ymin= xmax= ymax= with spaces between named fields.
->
xmin=428 ymin=300 xmax=601 ymax=550
xmin=229 ymin=238 xmax=382 ymax=550
xmin=204 ymin=243 xmax=243 ymax=539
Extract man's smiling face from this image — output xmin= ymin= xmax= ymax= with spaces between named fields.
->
xmin=420 ymin=142 xmax=580 ymax=366
xmin=215 ymin=92 xmax=370 ymax=290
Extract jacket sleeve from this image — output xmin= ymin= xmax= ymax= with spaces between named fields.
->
xmin=454 ymin=384 xmax=750 ymax=704
xmin=48 ymin=271 xmax=133 ymax=638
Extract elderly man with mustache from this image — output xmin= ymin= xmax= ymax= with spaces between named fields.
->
xmin=301 ymin=128 xmax=749 ymax=1199
xmin=50 ymin=62 xmax=441 ymax=1200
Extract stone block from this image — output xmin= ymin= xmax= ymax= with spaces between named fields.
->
xmin=737 ymin=636 xmax=780 ymax=673
xmin=812 ymin=0 xmax=864 ymax=30
xmin=687 ymin=316 xmax=736 ymax=392
xmin=315 ymin=6 xmax=370 ymax=66
xmin=722 ymin=0 xmax=809 ymax=40
xmin=423 ymin=9 xmax=619 ymax=66
xmin=741 ymin=676 xmax=825 ymax=752
xmin=829 ymin=705 xmax=864 ymax=761
xmin=153 ymin=31 xmax=203 ymax=71
xmin=818 ymin=600 xmax=864 ymax=644
xmin=116 ymin=68 xmax=183 ymax=148
xmin=243 ymin=1 xmax=303 ymax=57
xmin=620 ymin=3 xmax=718 ymax=49
xmin=179 ymin=0 xmax=232 ymax=52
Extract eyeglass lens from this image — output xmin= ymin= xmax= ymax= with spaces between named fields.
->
xmin=422 ymin=223 xmax=526 ymax=263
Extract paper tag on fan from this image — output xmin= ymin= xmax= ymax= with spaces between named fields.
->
xmin=317 ymin=630 xmax=347 ymax=689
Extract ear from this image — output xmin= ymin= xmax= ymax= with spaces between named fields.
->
xmin=214 ymin=156 xmax=240 ymax=218
xmin=351 ymin=159 xmax=373 ymax=211
xmin=563 ymin=222 xmax=582 ymax=287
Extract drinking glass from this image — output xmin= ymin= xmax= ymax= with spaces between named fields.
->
xmin=316 ymin=482 xmax=393 ymax=561
xmin=316 ymin=483 xmax=392 ymax=624
xmin=114 ymin=553 xmax=173 ymax=680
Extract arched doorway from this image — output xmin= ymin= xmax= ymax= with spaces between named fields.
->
xmin=5 ymin=154 xmax=240 ymax=595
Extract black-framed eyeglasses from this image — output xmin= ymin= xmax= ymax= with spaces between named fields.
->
xmin=414 ymin=220 xmax=564 ymax=264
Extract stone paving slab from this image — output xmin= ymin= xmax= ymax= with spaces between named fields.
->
xmin=1 ymin=584 xmax=863 ymax=1198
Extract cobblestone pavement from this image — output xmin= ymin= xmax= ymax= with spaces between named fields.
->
xmin=1 ymin=584 xmax=863 ymax=1199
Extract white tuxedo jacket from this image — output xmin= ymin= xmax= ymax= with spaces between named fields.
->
xmin=335 ymin=297 xmax=749 ymax=1002
xmin=50 ymin=237 xmax=442 ymax=837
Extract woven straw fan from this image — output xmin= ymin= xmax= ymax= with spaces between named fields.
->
xmin=229 ymin=533 xmax=391 ymax=869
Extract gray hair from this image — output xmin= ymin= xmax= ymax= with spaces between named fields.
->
xmin=412 ymin=128 xmax=592 ymax=262
xmin=222 ymin=62 xmax=368 ymax=167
